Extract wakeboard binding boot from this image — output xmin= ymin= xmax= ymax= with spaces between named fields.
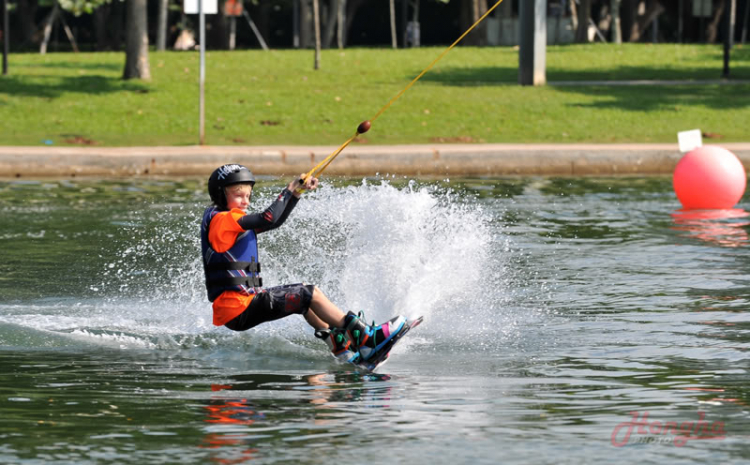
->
xmin=341 ymin=311 xmax=408 ymax=364
xmin=316 ymin=311 xmax=409 ymax=366
xmin=315 ymin=327 xmax=361 ymax=364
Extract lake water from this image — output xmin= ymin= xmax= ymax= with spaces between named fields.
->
xmin=1 ymin=176 xmax=748 ymax=464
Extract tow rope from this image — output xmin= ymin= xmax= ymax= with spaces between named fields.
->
xmin=301 ymin=0 xmax=507 ymax=183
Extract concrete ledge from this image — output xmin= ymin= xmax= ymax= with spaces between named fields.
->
xmin=2 ymin=143 xmax=750 ymax=178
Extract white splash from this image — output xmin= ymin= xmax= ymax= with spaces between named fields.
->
xmin=5 ymin=179 xmax=520 ymax=354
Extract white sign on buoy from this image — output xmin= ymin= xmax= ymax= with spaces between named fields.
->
xmin=677 ymin=129 xmax=703 ymax=153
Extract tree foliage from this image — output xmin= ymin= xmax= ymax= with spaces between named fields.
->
xmin=57 ymin=0 xmax=113 ymax=16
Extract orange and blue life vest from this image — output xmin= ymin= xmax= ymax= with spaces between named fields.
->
xmin=201 ymin=206 xmax=263 ymax=302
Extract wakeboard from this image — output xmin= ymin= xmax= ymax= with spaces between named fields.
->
xmin=355 ymin=316 xmax=423 ymax=372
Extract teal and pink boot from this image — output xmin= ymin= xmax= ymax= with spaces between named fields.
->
xmin=314 ymin=327 xmax=361 ymax=364
xmin=341 ymin=311 xmax=408 ymax=364
xmin=316 ymin=311 xmax=409 ymax=366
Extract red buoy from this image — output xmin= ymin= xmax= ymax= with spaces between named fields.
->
xmin=673 ymin=146 xmax=747 ymax=210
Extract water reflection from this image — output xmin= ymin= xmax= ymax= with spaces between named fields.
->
xmin=204 ymin=393 xmax=266 ymax=426
xmin=201 ymin=393 xmax=263 ymax=464
xmin=199 ymin=372 xmax=394 ymax=463
xmin=671 ymin=209 xmax=750 ymax=248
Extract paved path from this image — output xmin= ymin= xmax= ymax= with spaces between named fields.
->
xmin=2 ymin=143 xmax=750 ymax=178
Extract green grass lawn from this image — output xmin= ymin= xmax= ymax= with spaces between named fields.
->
xmin=1 ymin=44 xmax=749 ymax=146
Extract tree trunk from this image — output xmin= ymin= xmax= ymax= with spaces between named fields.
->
xmin=622 ymin=0 xmax=638 ymax=41
xmin=123 ymin=0 xmax=150 ymax=80
xmin=575 ymin=0 xmax=592 ymax=43
xmin=293 ymin=0 xmax=300 ymax=47
xmin=57 ymin=9 xmax=80 ymax=52
xmin=255 ymin=1 xmax=271 ymax=48
xmin=93 ymin=4 xmax=109 ymax=50
xmin=598 ymin=3 xmax=612 ymax=34
xmin=110 ymin=0 xmax=126 ymax=51
xmin=628 ymin=0 xmax=646 ymax=41
xmin=630 ymin=1 xmax=665 ymax=42
xmin=17 ymin=0 xmax=40 ymax=46
xmin=39 ymin=2 xmax=78 ymax=53
xmin=156 ymin=0 xmax=168 ymax=51
xmin=229 ymin=16 xmax=236 ymax=50
xmin=472 ymin=0 xmax=481 ymax=45
xmin=411 ymin=0 xmax=420 ymax=47
xmin=498 ymin=0 xmax=512 ymax=43
xmin=570 ymin=0 xmax=578 ymax=30
xmin=337 ymin=0 xmax=346 ymax=49
xmin=477 ymin=0 xmax=488 ymax=46
xmin=322 ymin=0 xmax=338 ymax=48
xmin=611 ymin=0 xmax=622 ymax=43
xmin=460 ymin=0 xmax=487 ymax=46
xmin=343 ymin=0 xmax=365 ymax=45
xmin=40 ymin=3 xmax=59 ymax=54
xmin=742 ymin=0 xmax=750 ymax=44
xmin=313 ymin=0 xmax=321 ymax=69
xmin=707 ymin=0 xmax=727 ymax=43
xmin=300 ymin=0 xmax=312 ymax=48
xmin=499 ymin=0 xmax=511 ymax=16
xmin=389 ymin=0 xmax=397 ymax=48
xmin=208 ymin=8 xmax=228 ymax=49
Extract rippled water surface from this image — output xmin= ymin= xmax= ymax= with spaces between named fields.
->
xmin=1 ymin=176 xmax=749 ymax=464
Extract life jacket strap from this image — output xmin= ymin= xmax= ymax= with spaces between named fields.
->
xmin=205 ymin=259 xmax=261 ymax=274
xmin=206 ymin=257 xmax=262 ymax=288
xmin=209 ymin=275 xmax=263 ymax=288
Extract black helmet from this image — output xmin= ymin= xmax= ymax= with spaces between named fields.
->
xmin=208 ymin=164 xmax=256 ymax=209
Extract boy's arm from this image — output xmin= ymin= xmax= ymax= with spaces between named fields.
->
xmin=237 ymin=188 xmax=300 ymax=233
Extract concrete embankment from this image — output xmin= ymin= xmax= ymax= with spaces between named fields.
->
xmin=2 ymin=143 xmax=750 ymax=178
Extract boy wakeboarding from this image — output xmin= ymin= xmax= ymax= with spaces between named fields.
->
xmin=200 ymin=164 xmax=412 ymax=368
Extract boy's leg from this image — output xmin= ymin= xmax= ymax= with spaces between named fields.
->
xmin=303 ymin=311 xmax=328 ymax=330
xmin=306 ymin=286 xmax=346 ymax=329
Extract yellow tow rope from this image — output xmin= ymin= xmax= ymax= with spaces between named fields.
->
xmin=300 ymin=0 xmax=507 ymax=184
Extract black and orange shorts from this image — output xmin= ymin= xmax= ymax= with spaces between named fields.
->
xmin=224 ymin=283 xmax=314 ymax=332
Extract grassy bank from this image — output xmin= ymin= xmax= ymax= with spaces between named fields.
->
xmin=1 ymin=44 xmax=749 ymax=146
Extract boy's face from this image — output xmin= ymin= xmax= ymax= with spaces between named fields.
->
xmin=225 ymin=183 xmax=253 ymax=211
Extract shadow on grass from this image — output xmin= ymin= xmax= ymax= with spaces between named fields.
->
xmin=0 ymin=74 xmax=150 ymax=99
xmin=21 ymin=61 xmax=123 ymax=72
xmin=420 ymin=63 xmax=750 ymax=85
xmin=550 ymin=64 xmax=750 ymax=81
xmin=554 ymin=83 xmax=750 ymax=111
xmin=421 ymin=66 xmax=518 ymax=85
xmin=417 ymin=64 xmax=750 ymax=111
